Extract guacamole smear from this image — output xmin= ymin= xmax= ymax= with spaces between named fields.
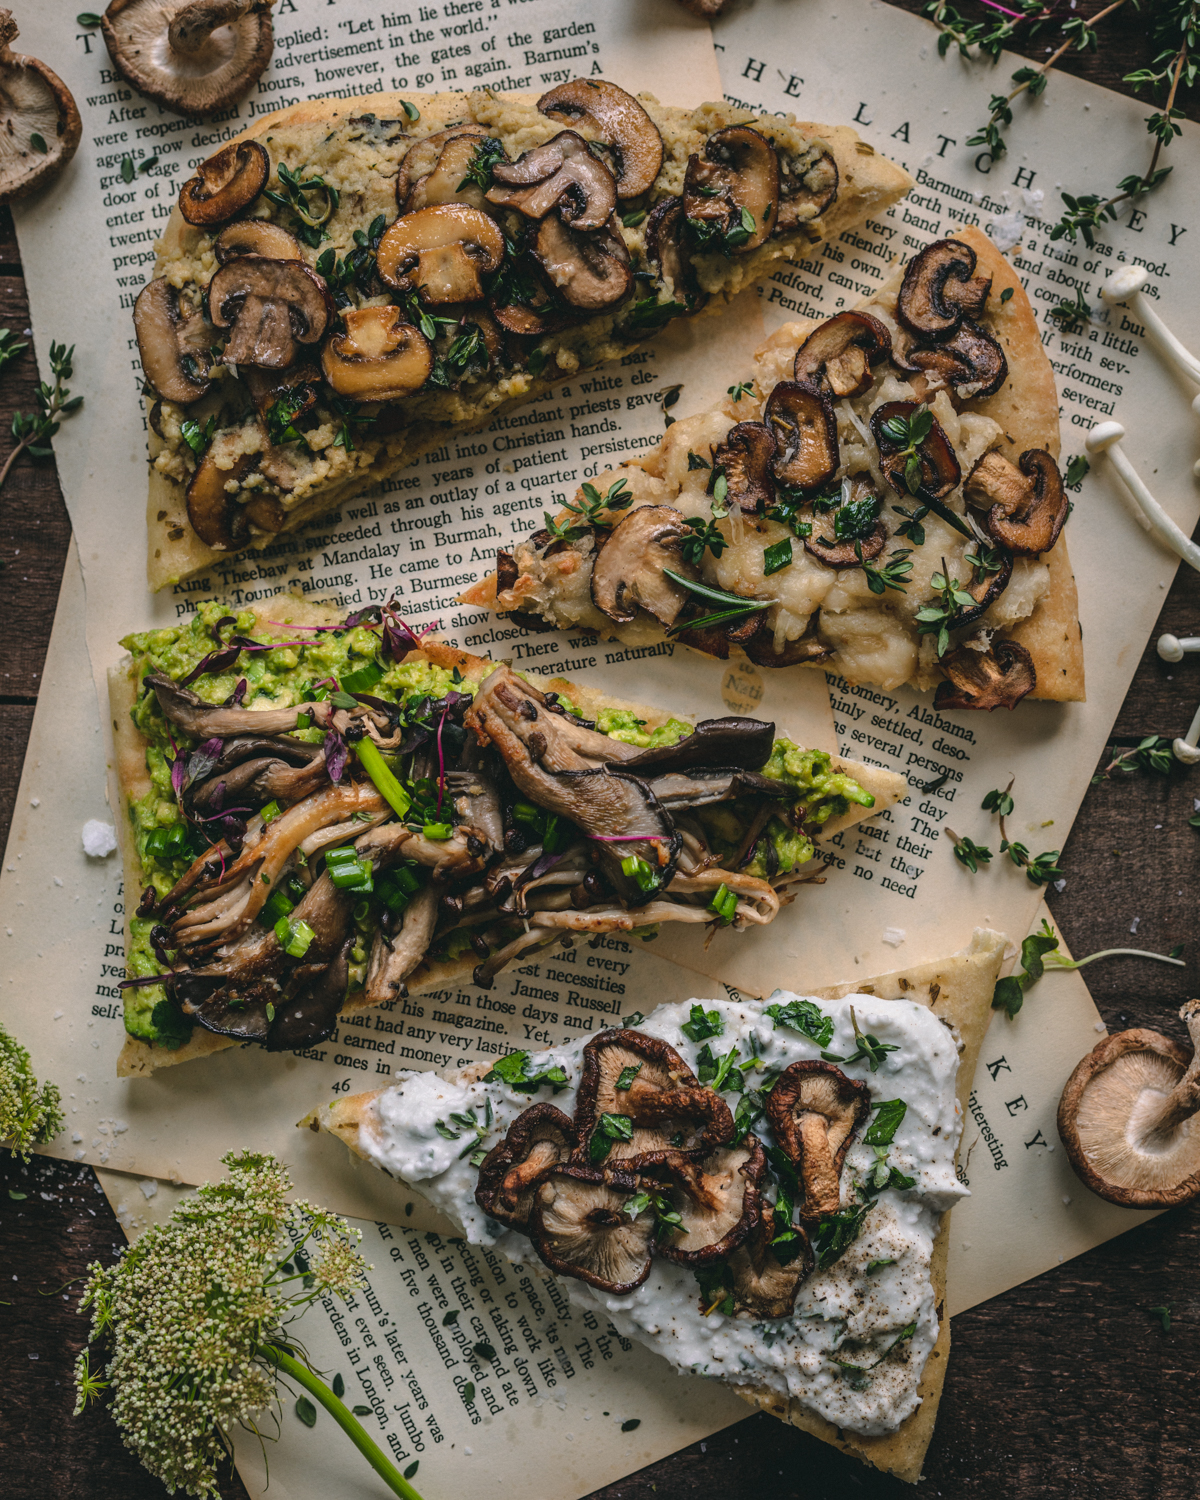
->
xmin=595 ymin=708 xmax=692 ymax=748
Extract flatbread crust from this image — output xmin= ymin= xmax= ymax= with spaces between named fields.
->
xmin=112 ymin=592 xmax=905 ymax=1076
xmin=306 ymin=926 xmax=1007 ymax=1481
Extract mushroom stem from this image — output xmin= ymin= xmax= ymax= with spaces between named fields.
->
xmin=1144 ymin=1001 xmax=1200 ymax=1137
xmin=169 ymin=0 xmax=258 ymax=56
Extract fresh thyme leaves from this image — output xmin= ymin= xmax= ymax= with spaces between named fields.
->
xmin=915 ymin=561 xmax=978 ymax=657
xmin=833 ymin=493 xmax=881 ymax=542
xmin=264 ymin=161 xmax=339 ymax=245
xmin=542 ymin=478 xmax=632 ymax=542
xmin=662 ymin=569 xmax=771 ymax=635
xmin=681 ymin=1002 xmax=724 ymax=1042
xmin=0 ymin=328 xmax=27 ymax=379
xmin=860 ymin=547 xmax=913 ymax=596
xmin=679 ymin=515 xmax=728 ymax=566
xmin=1002 ymin=844 xmax=1064 ymax=884
xmin=625 ymin=295 xmax=689 ymax=331
xmin=588 ymin=1111 xmax=634 ymax=1163
xmin=710 ymin=468 xmax=729 ymax=509
xmin=965 ymin=541 xmax=1006 ymax=579
xmin=892 ymin=502 xmax=928 ymax=546
xmin=764 ymin=998 xmax=835 ymax=1047
xmin=1093 ymin=735 xmax=1174 ymax=782
xmin=687 ymin=450 xmax=711 ymax=470
xmin=0 ymin=1020 xmax=63 ymax=1159
xmin=457 ymin=136 xmax=506 ymax=191
xmin=950 ymin=833 xmax=993 ymax=871
xmin=1048 ymin=284 xmax=1092 ymax=328
xmin=763 ymin=537 xmax=793 ymax=576
xmin=766 ymin=488 xmax=814 ymax=538
xmin=435 ymin=1103 xmax=494 ymax=1161
xmin=823 ymin=1008 xmax=900 ymax=1073
xmin=879 ymin=405 xmax=933 ymax=496
xmin=1150 ymin=1304 xmax=1173 ymax=1332
xmin=4 ymin=340 xmax=83 ymax=493
xmin=484 ymin=1049 xmax=569 ymax=1094
xmin=315 ymin=215 xmax=386 ymax=298
xmin=982 ymin=785 xmax=1015 ymax=819
xmin=727 ymin=381 xmax=755 ymax=402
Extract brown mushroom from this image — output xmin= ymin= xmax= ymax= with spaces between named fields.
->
xmin=376 ymin=203 xmax=505 ymax=305
xmin=765 ymin=1061 xmax=870 ymax=1218
xmin=793 ymin=311 xmax=891 ymax=400
xmin=396 ymin=123 xmax=496 ymax=213
xmin=805 ymin=520 xmax=887 ymax=569
xmin=953 ymin=545 xmax=1013 ymax=628
xmin=776 ymin=146 xmax=838 ymax=231
xmin=654 ymin=1136 xmax=765 ymax=1266
xmin=728 ymin=1214 xmax=813 ymax=1318
xmin=214 ymin=218 xmax=304 ymax=263
xmin=474 ymin=1102 xmax=577 ymax=1230
xmin=741 ymin=617 xmax=835 ymax=667
xmin=1058 ymin=1001 xmax=1200 ymax=1209
xmin=178 ymin=139 xmax=269 ymax=228
xmin=684 ymin=125 xmax=779 ymax=254
xmin=895 ymin=321 xmax=1008 ymax=401
xmin=644 ymin=195 xmax=704 ymax=311
xmin=712 ymin=422 xmax=776 ymax=514
xmin=240 ymin=360 xmax=320 ymax=423
xmin=933 ymin=639 xmax=1037 ymax=711
xmin=764 ymin=381 xmax=839 ymax=491
xmin=965 ymin=449 xmax=1068 ymax=555
xmin=321 ymin=305 xmax=433 ymax=400
xmin=533 ymin=214 xmax=632 ymax=310
xmin=488 ymin=258 xmax=576 ymax=337
xmin=537 ymin=79 xmax=664 ymax=198
xmin=185 ymin=448 xmax=267 ymax=549
xmin=590 ymin=505 xmax=699 ymax=627
xmin=0 ymin=11 xmax=81 ymax=202
xmin=896 ymin=238 xmax=992 ymax=341
xmin=208 ymin=256 xmax=330 ymax=369
xmin=871 ymin=400 xmax=963 ymax=509
xmin=102 ymin=0 xmax=274 ymax=118
xmin=487 ymin=131 xmax=617 ymax=231
xmin=530 ymin=1166 xmax=657 ymax=1293
xmin=134 ymin=279 xmax=213 ymax=404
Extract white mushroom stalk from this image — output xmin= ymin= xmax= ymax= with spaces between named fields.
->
xmin=1084 ymin=421 xmax=1200 ymax=576
xmin=1100 ymin=265 xmax=1200 ymax=392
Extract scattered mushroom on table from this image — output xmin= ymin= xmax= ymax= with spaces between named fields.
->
xmin=0 ymin=10 xmax=81 ymax=203
xmin=101 ymin=0 xmax=276 ymax=117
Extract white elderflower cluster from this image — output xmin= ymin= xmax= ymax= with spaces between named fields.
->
xmin=0 ymin=1020 xmax=63 ymax=1159
xmin=75 ymin=1151 xmax=367 ymax=1499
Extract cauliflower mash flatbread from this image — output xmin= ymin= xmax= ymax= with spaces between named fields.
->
xmin=307 ymin=927 xmax=1007 ymax=1483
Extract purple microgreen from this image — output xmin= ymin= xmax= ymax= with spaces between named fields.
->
xmin=324 ymin=729 xmax=349 ymax=785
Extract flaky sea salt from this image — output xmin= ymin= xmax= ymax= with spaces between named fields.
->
xmin=882 ymin=927 xmax=906 ymax=948
xmin=82 ymin=820 xmax=117 ymax=858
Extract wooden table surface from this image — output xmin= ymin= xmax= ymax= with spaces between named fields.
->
xmin=2 ymin=4 xmax=1198 ymax=1495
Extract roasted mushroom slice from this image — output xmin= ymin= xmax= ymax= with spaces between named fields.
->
xmin=376 ymin=204 xmax=505 ymax=305
xmin=765 ymin=1061 xmax=870 ymax=1219
xmin=712 ymin=422 xmax=776 ymax=514
xmin=148 ymin=670 xmax=316 ymax=738
xmin=396 ymin=123 xmax=496 ymax=213
xmin=487 ymin=131 xmax=617 ymax=231
xmin=645 ymin=766 xmax=792 ymax=810
xmin=134 ymin=279 xmax=213 ymax=404
xmin=952 ymin=546 xmax=1013 ymax=629
xmin=775 ymin=147 xmax=838 ymax=231
xmin=321 ymin=305 xmax=433 ymax=400
xmin=793 ymin=311 xmax=891 ymax=399
xmin=741 ymin=618 xmax=835 ymax=668
xmin=0 ymin=11 xmax=81 ymax=201
xmin=895 ymin=320 xmax=1008 ymax=401
xmin=530 ymin=1167 xmax=656 ymax=1293
xmin=488 ymin=258 xmax=576 ymax=336
xmin=266 ymin=933 xmax=352 ymax=1051
xmin=805 ymin=519 xmax=887 ymax=569
xmin=364 ymin=884 xmax=438 ymax=1007
xmin=103 ymin=0 xmax=274 ymax=117
xmin=764 ymin=381 xmax=838 ymax=491
xmin=619 ymin=717 xmax=774 ymax=776
xmin=177 ymin=140 xmax=269 ymax=226
xmin=965 ymin=449 xmax=1068 ymax=555
xmin=214 ymin=218 xmax=305 ymax=264
xmin=655 ymin=1136 xmax=765 ymax=1266
xmin=590 ymin=505 xmax=698 ymax=626
xmin=896 ymin=237 xmax=992 ymax=341
xmin=871 ymin=400 xmax=962 ymax=506
xmin=537 ymin=79 xmax=664 ymax=198
xmin=728 ymin=1214 xmax=813 ymax=1319
xmin=933 ymin=640 xmax=1037 ymax=711
xmin=186 ymin=448 xmax=259 ymax=550
xmin=475 ymin=1102 xmax=577 ymax=1230
xmin=645 ymin=196 xmax=703 ymax=312
xmin=208 ymin=257 xmax=331 ymax=369
xmin=683 ymin=125 xmax=779 ymax=253
xmin=532 ymin=214 xmax=633 ymax=310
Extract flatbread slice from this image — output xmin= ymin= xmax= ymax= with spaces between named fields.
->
xmin=307 ymin=926 xmax=1008 ymax=1482
xmin=465 ymin=226 xmax=1084 ymax=706
xmin=138 ymin=83 xmax=912 ymax=589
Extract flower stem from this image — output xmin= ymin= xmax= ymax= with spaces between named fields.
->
xmin=262 ymin=1345 xmax=424 ymax=1500
xmin=1045 ymin=947 xmax=1186 ymax=971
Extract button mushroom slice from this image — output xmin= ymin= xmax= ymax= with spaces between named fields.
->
xmin=474 ymin=1102 xmax=578 ymax=1231
xmin=741 ymin=617 xmax=836 ymax=668
xmin=376 ymin=203 xmax=505 ymax=305
xmin=619 ymin=717 xmax=775 ymax=776
xmin=896 ymin=237 xmax=992 ymax=341
xmin=727 ymin=1213 xmax=813 ymax=1319
xmin=487 ymin=130 xmax=617 ymax=231
xmin=683 ymin=125 xmax=780 ymax=253
xmin=321 ymin=305 xmax=433 ymax=401
xmin=134 ymin=279 xmax=214 ymax=405
xmin=654 ymin=1136 xmax=766 ymax=1266
xmin=208 ymin=256 xmax=331 ymax=370
xmin=185 ymin=448 xmax=261 ymax=551
xmin=644 ymin=196 xmax=704 ymax=312
xmin=589 ymin=504 xmax=699 ymax=627
xmin=537 ymin=79 xmax=664 ymax=198
xmin=870 ymin=399 xmax=962 ymax=504
xmin=147 ymin=671 xmax=310 ymax=738
xmin=793 ymin=311 xmax=892 ymax=400
xmin=712 ymin=422 xmax=776 ymax=514
xmin=396 ymin=124 xmax=489 ymax=206
xmin=488 ymin=257 xmax=578 ymax=336
xmin=894 ymin=320 xmax=1008 ymax=401
xmin=933 ymin=639 xmax=1037 ymax=711
xmin=364 ymin=884 xmax=438 ymax=1008
xmin=176 ymin=139 xmax=270 ymax=226
xmin=951 ymin=545 xmax=1013 ymax=630
xmin=764 ymin=381 xmax=839 ymax=491
xmin=214 ymin=218 xmax=305 ymax=264
xmin=0 ymin=11 xmax=81 ymax=201
xmin=530 ymin=1166 xmax=657 ymax=1293
xmin=765 ymin=1061 xmax=871 ymax=1219
xmin=1058 ymin=1000 xmax=1200 ymax=1209
xmin=965 ymin=449 xmax=1068 ymax=556
xmin=102 ymin=0 xmax=274 ymax=119
xmin=805 ymin=502 xmax=888 ymax=568
xmin=532 ymin=214 xmax=633 ymax=311
xmin=398 ymin=125 xmax=501 ymax=214
xmin=775 ymin=146 xmax=838 ymax=232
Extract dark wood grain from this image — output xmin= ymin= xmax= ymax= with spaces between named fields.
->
xmin=3 ymin=9 xmax=1200 ymax=1492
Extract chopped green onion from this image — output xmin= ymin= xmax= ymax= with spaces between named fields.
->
xmin=340 ymin=660 xmax=384 ymax=694
xmin=259 ymin=888 xmax=296 ymax=928
xmin=355 ymin=738 xmax=412 ymax=818
xmin=709 ymin=883 xmax=738 ymax=924
xmin=511 ymin=802 xmax=541 ymax=826
xmin=260 ymin=800 xmax=282 ymax=825
xmin=422 ymin=822 xmax=454 ymax=841
xmin=620 ymin=854 xmax=659 ymax=893
xmin=325 ymin=847 xmax=374 ymax=892
xmin=275 ymin=917 xmax=316 ymax=958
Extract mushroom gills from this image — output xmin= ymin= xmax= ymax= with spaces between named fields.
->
xmin=102 ymin=1 xmax=275 ymax=120
xmin=532 ymin=215 xmax=633 ymax=311
xmin=177 ymin=140 xmax=270 ymax=224
xmin=934 ymin=640 xmax=1037 ymax=712
xmin=765 ymin=1061 xmax=871 ymax=1219
xmin=0 ymin=12 xmax=82 ymax=202
xmin=683 ymin=125 xmax=780 ymax=254
xmin=589 ymin=505 xmax=698 ymax=626
xmin=134 ymin=279 xmax=213 ymax=404
xmin=475 ymin=1102 xmax=577 ymax=1230
xmin=530 ymin=1167 xmax=657 ymax=1293
xmin=365 ymin=884 xmax=438 ymax=1006
xmin=486 ymin=130 xmax=617 ymax=231
xmin=654 ymin=1137 xmax=765 ymax=1265
xmin=727 ymin=1214 xmax=813 ymax=1319
xmin=208 ymin=256 xmax=331 ymax=369
xmin=764 ymin=381 xmax=839 ymax=491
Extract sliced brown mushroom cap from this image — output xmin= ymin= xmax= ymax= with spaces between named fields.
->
xmin=376 ymin=203 xmax=505 ymax=305
xmin=134 ymin=279 xmax=213 ymax=404
xmin=0 ymin=10 xmax=81 ymax=202
xmin=532 ymin=214 xmax=633 ymax=311
xmin=177 ymin=139 xmax=269 ymax=226
xmin=896 ymin=237 xmax=992 ymax=341
xmin=765 ymin=1061 xmax=870 ymax=1219
xmin=741 ymin=616 xmax=835 ymax=668
xmin=775 ymin=146 xmax=838 ymax=232
xmin=537 ymin=79 xmax=664 ymax=198
xmin=214 ymin=218 xmax=304 ymax=263
xmin=102 ymin=0 xmax=274 ymax=118
xmin=793 ymin=311 xmax=892 ymax=400
xmin=208 ymin=256 xmax=331 ymax=369
xmin=654 ymin=1136 xmax=765 ymax=1265
xmin=530 ymin=1166 xmax=656 ymax=1293
xmin=590 ymin=504 xmax=699 ymax=627
xmin=186 ymin=448 xmax=269 ymax=549
xmin=487 ymin=131 xmax=617 ymax=231
xmin=965 ymin=448 xmax=1068 ymax=556
xmin=488 ymin=257 xmax=577 ymax=336
xmin=1058 ymin=1001 xmax=1200 ymax=1209
xmin=728 ymin=1213 xmax=813 ymax=1318
xmin=933 ymin=639 xmax=1037 ymax=712
xmin=396 ymin=123 xmax=497 ymax=213
xmin=764 ymin=381 xmax=839 ymax=491
xmin=618 ymin=717 xmax=775 ymax=776
xmin=712 ymin=422 xmax=776 ymax=514
xmin=321 ymin=304 xmax=433 ymax=401
xmin=894 ymin=320 xmax=1008 ymax=401
xmin=951 ymin=546 xmax=1013 ymax=630
xmin=474 ymin=1102 xmax=577 ymax=1230
xmin=805 ymin=519 xmax=887 ymax=569
xmin=871 ymin=400 xmax=962 ymax=503
xmin=644 ymin=196 xmax=704 ymax=312
xmin=240 ymin=359 xmax=321 ymax=422
xmin=683 ymin=125 xmax=779 ymax=254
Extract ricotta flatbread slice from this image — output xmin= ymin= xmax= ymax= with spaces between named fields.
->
xmin=467 ymin=227 xmax=1084 ymax=708
xmin=111 ymin=591 xmax=904 ymax=1077
xmin=137 ymin=82 xmax=912 ymax=590
xmin=306 ymin=927 xmax=1006 ymax=1482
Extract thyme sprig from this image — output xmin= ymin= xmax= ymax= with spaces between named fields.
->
xmin=1093 ymin=735 xmax=1174 ymax=781
xmin=542 ymin=478 xmax=633 ymax=541
xmin=2 ymin=340 xmax=83 ymax=493
xmin=992 ymin=919 xmax=1185 ymax=1016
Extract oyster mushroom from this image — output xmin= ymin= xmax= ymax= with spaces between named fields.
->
xmin=645 ymin=196 xmax=703 ymax=311
xmin=871 ymin=400 xmax=962 ymax=505
xmin=765 ymin=1061 xmax=870 ymax=1219
xmin=965 ymin=449 xmax=1068 ymax=555
xmin=532 ymin=214 xmax=632 ymax=310
xmin=933 ymin=640 xmax=1037 ymax=712
xmin=590 ymin=505 xmax=699 ymax=626
xmin=266 ymin=934 xmax=352 ymax=1051
xmin=895 ymin=320 xmax=1008 ymax=401
xmin=764 ymin=381 xmax=839 ymax=491
xmin=1058 ymin=1000 xmax=1200 ymax=1208
xmin=178 ymin=140 xmax=268 ymax=227
xmin=321 ymin=304 xmax=433 ymax=400
xmin=101 ymin=0 xmax=274 ymax=118
xmin=214 ymin=218 xmax=304 ymax=263
xmin=712 ymin=422 xmax=776 ymax=514
xmin=487 ymin=131 xmax=617 ymax=231
xmin=683 ymin=125 xmax=779 ymax=253
xmin=475 ymin=1102 xmax=577 ymax=1230
xmin=728 ymin=1214 xmax=813 ymax=1318
xmin=189 ymin=741 xmax=328 ymax=814
xmin=0 ymin=11 xmax=81 ymax=202
xmin=897 ymin=237 xmax=992 ymax=341
xmin=376 ymin=203 xmax=505 ymax=305
xmin=655 ymin=1136 xmax=765 ymax=1266
xmin=134 ymin=279 xmax=213 ymax=404
xmin=148 ymin=670 xmax=318 ymax=737
xmin=364 ymin=884 xmax=438 ymax=1007
xmin=537 ymin=79 xmax=664 ymax=198
xmin=208 ymin=256 xmax=330 ymax=369
xmin=396 ymin=123 xmax=496 ymax=213
xmin=530 ymin=1167 xmax=657 ymax=1293
xmin=619 ymin=717 xmax=775 ymax=776
xmin=776 ymin=146 xmax=838 ymax=231
xmin=793 ymin=311 xmax=891 ymax=400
